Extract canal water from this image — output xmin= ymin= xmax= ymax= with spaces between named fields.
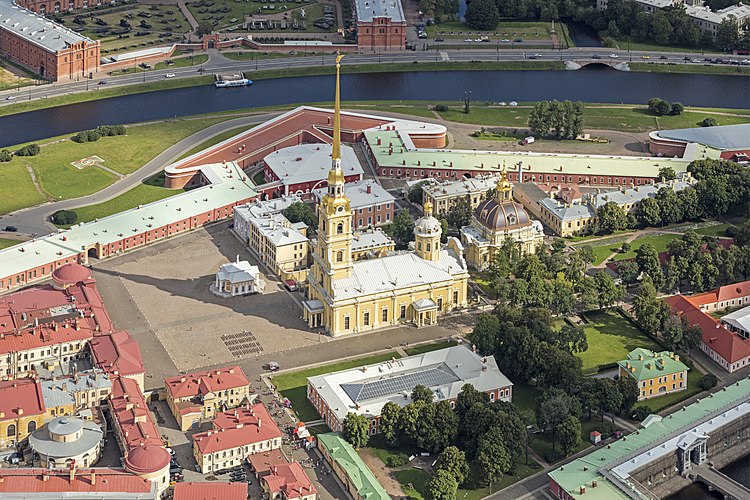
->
xmin=0 ymin=68 xmax=748 ymax=147
xmin=665 ymin=455 xmax=750 ymax=499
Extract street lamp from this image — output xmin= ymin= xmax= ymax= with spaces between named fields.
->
xmin=496 ymin=37 xmax=500 ymax=61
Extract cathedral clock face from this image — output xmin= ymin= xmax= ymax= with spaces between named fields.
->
xmin=337 ymin=206 xmax=344 ymax=213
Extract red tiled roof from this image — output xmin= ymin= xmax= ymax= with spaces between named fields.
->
xmin=194 ymin=404 xmax=282 ymax=455
xmin=262 ymin=462 xmax=317 ymax=498
xmin=683 ymin=279 xmax=749 ymax=308
xmin=666 ymin=294 xmax=750 ymax=364
xmin=213 ymin=403 xmax=272 ymax=431
xmin=0 ymin=326 xmax=93 ymax=357
xmin=247 ymin=449 xmax=288 ymax=475
xmin=173 ymin=482 xmax=247 ymax=500
xmin=0 ymin=378 xmax=45 ymax=419
xmin=0 ymin=468 xmax=153 ymax=495
xmin=165 ymin=366 xmax=249 ymax=400
xmin=90 ymin=331 xmax=145 ymax=378
xmin=52 ymin=263 xmax=92 ymax=286
xmin=109 ymin=376 xmax=169 ymax=474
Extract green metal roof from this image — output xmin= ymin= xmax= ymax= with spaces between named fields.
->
xmin=548 ymin=377 xmax=750 ymax=499
xmin=617 ymin=348 xmax=689 ymax=382
xmin=318 ymin=433 xmax=390 ymax=500
xmin=364 ymin=129 xmax=703 ymax=179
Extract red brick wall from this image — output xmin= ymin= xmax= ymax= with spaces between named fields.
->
xmin=353 ymin=202 xmax=394 ymax=228
xmin=17 ymin=0 xmax=113 ymax=13
xmin=0 ymin=30 xmax=99 ymax=81
xmin=357 ymin=17 xmax=406 ymax=51
xmin=648 ymin=138 xmax=687 ymax=158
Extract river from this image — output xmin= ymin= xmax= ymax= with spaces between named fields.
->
xmin=0 ymin=68 xmax=748 ymax=147
xmin=665 ymin=455 xmax=750 ymax=500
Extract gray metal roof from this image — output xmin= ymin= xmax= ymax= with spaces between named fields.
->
xmin=312 ymin=180 xmax=394 ymax=210
xmin=29 ymin=418 xmax=103 ymax=459
xmin=0 ymin=0 xmax=96 ymax=53
xmin=423 ymin=175 xmax=498 ymax=199
xmin=655 ymin=124 xmax=750 ymax=150
xmin=351 ymin=229 xmax=392 ymax=253
xmin=721 ymin=305 xmax=750 ymax=334
xmin=308 ymin=345 xmax=512 ymax=423
xmin=584 ymin=176 xmax=695 ymax=209
xmin=354 ymin=0 xmax=405 ymax=22
xmin=264 ymin=143 xmax=362 ymax=187
xmin=48 ymin=417 xmax=83 ymax=437
xmin=247 ymin=213 xmax=308 ymax=247
xmin=539 ymin=198 xmax=597 ymax=222
xmin=41 ymin=370 xmax=111 ymax=409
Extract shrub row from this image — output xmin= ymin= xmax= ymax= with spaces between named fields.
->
xmin=73 ymin=125 xmax=126 ymax=143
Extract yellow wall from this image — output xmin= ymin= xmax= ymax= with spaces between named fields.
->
xmin=619 ymin=367 xmax=688 ymax=401
xmin=0 ymin=414 xmax=45 ymax=447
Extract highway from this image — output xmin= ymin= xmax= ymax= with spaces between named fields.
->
xmin=0 ymin=46 xmax=745 ymax=106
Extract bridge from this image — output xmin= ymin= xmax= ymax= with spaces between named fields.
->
xmin=565 ymin=60 xmax=631 ymax=71
xmin=688 ymin=464 xmax=750 ymax=500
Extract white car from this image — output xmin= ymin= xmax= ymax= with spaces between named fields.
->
xmin=464 ymin=38 xmax=472 ymax=42
xmin=609 ymin=54 xmax=619 ymax=59
xmin=5 ymin=95 xmax=16 ymax=100
xmin=165 ymin=73 xmax=176 ymax=78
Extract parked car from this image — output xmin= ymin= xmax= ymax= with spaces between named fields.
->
xmin=5 ymin=96 xmax=16 ymax=101
xmin=609 ymin=54 xmax=619 ymax=59
xmin=4 ymin=226 xmax=18 ymax=232
xmin=165 ymin=73 xmax=176 ymax=78
xmin=98 ymin=80 xmax=107 ymax=85
xmin=660 ymin=55 xmax=668 ymax=59
xmin=284 ymin=279 xmax=298 ymax=292
xmin=434 ymin=37 xmax=444 ymax=42
xmin=592 ymin=54 xmax=602 ymax=59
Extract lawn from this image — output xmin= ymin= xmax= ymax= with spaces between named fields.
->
xmin=572 ymin=234 xmax=633 ymax=265
xmin=0 ymin=60 xmax=35 ymax=92
xmin=187 ymin=0 xmax=323 ymax=31
xmin=252 ymin=169 xmax=267 ymax=185
xmin=426 ymin=21 xmax=556 ymax=41
xmin=692 ymin=223 xmax=731 ymax=237
xmin=511 ymin=380 xmax=542 ymax=415
xmin=0 ymin=117 xmax=230 ymax=214
xmin=177 ymin=125 xmax=253 ymax=161
xmin=404 ymin=340 xmax=457 ymax=356
xmin=630 ymin=62 xmax=750 ymax=76
xmin=271 ymin=351 xmax=403 ymax=422
xmin=364 ymin=434 xmax=417 ymax=466
xmin=578 ymin=310 xmax=662 ymax=374
xmin=56 ymin=172 xmax=186 ymax=228
xmin=0 ymin=238 xmax=22 ymax=250
xmin=609 ymin=37 xmax=721 ymax=54
xmin=646 ymin=369 xmax=704 ymax=413
xmin=612 ymin=233 xmax=680 ymax=261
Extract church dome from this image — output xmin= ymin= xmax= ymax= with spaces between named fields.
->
xmin=473 ymin=198 xmax=530 ymax=231
xmin=124 ymin=444 xmax=170 ymax=475
xmin=414 ymin=201 xmax=441 ymax=235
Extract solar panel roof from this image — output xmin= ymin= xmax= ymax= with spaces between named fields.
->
xmin=341 ymin=365 xmax=459 ymax=403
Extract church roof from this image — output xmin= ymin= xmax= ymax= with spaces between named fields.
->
xmin=473 ymin=198 xmax=531 ymax=231
xmin=331 ymin=249 xmax=466 ymax=301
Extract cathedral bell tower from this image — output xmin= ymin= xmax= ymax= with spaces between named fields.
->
xmin=496 ymin=163 xmax=513 ymax=202
xmin=414 ymin=200 xmax=442 ymax=262
xmin=315 ymin=53 xmax=353 ymax=285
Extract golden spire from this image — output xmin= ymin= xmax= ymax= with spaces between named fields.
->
xmin=424 ymin=200 xmax=433 ymax=216
xmin=496 ymin=162 xmax=512 ymax=199
xmin=332 ymin=52 xmax=344 ymax=164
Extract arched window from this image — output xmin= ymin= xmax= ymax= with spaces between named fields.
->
xmin=337 ymin=223 xmax=343 ymax=234
xmin=27 ymin=421 xmax=36 ymax=434
xmin=336 ymin=251 xmax=343 ymax=262
xmin=6 ymin=424 xmax=15 ymax=438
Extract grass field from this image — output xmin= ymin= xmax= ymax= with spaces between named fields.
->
xmin=612 ymin=233 xmax=680 ymax=261
xmin=426 ymin=21 xmax=555 ymax=40
xmin=271 ymin=351 xmax=403 ymax=422
xmin=0 ymin=117 xmax=230 ymax=215
xmin=404 ymin=340 xmax=457 ymax=356
xmin=647 ymin=369 xmax=704 ymax=412
xmin=578 ymin=310 xmax=662 ymax=374
xmin=629 ymin=62 xmax=750 ymax=76
xmin=56 ymin=172 xmax=185 ymax=228
xmin=187 ymin=0 xmax=321 ymax=31
xmin=177 ymin=125 xmax=253 ymax=160
xmin=0 ymin=238 xmax=22 ymax=250
xmin=0 ymin=61 xmax=35 ymax=92
xmin=692 ymin=223 xmax=731 ymax=237
xmin=108 ymin=55 xmax=209 ymax=75
xmin=573 ymin=234 xmax=634 ymax=265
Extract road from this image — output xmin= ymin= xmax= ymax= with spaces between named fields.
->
xmin=0 ymin=113 xmax=281 ymax=236
xmin=0 ymin=47 xmax=745 ymax=106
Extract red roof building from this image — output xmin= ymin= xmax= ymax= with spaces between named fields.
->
xmin=247 ymin=448 xmax=289 ymax=476
xmin=192 ymin=403 xmax=283 ymax=473
xmin=173 ymin=481 xmax=247 ymax=500
xmin=262 ymin=462 xmax=317 ymax=500
xmin=0 ymin=468 xmax=156 ymax=498
xmin=666 ymin=294 xmax=750 ymax=373
xmin=165 ymin=367 xmax=251 ymax=431
xmin=0 ymin=378 xmax=46 ymax=448
xmin=681 ymin=280 xmax=750 ymax=313
xmin=90 ymin=331 xmax=145 ymax=389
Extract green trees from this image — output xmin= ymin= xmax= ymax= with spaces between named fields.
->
xmin=536 ymin=388 xmax=581 ymax=452
xmin=592 ymin=271 xmax=624 ymax=310
xmin=597 ymin=202 xmax=627 ymax=234
xmin=195 ymin=21 xmax=213 ymax=36
xmin=464 ymin=0 xmax=500 ymax=30
xmin=341 ymin=413 xmax=370 ymax=449
xmin=446 ymin=196 xmax=472 ymax=229
xmin=635 ymin=244 xmax=664 ymax=288
xmin=647 ymin=97 xmax=683 ymax=117
xmin=476 ymin=427 xmax=512 ymax=485
xmin=528 ymin=100 xmax=585 ymax=140
xmin=658 ymin=166 xmax=676 ymax=181
xmin=51 ymin=210 xmax=78 ymax=226
xmin=632 ymin=276 xmax=667 ymax=336
xmin=409 ymin=180 xmax=429 ymax=204
xmin=391 ymin=208 xmax=415 ymax=246
xmin=72 ymin=125 xmax=127 ymax=143
xmin=698 ymin=373 xmax=718 ymax=390
xmin=700 ymin=118 xmax=719 ymax=127
xmin=426 ymin=470 xmax=458 ymax=500
xmin=411 ymin=384 xmax=434 ymax=404
xmin=282 ymin=202 xmax=318 ymax=231
xmin=636 ymin=197 xmax=662 ymax=227
xmin=557 ymin=415 xmax=582 ymax=456
xmin=15 ymin=144 xmax=40 ymax=156
xmin=0 ymin=149 xmax=11 ymax=162
xmin=435 ymin=446 xmax=470 ymax=485
xmin=380 ymin=401 xmax=401 ymax=447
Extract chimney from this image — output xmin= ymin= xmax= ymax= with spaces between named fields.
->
xmin=90 ymin=471 xmax=96 ymax=485
xmin=367 ymin=184 xmax=372 ymax=194
xmin=42 ymin=474 xmax=50 ymax=482
xmin=69 ymin=465 xmax=75 ymax=483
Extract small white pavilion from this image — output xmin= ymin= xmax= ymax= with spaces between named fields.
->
xmin=211 ymin=256 xmax=264 ymax=297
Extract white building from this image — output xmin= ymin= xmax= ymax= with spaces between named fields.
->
xmin=211 ymin=257 xmax=265 ymax=297
xmin=722 ymin=305 xmax=750 ymax=340
xmin=307 ymin=344 xmax=513 ymax=433
xmin=312 ymin=179 xmax=396 ymax=229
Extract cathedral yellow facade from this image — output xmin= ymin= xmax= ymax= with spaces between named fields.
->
xmin=302 ymin=55 xmax=469 ymax=337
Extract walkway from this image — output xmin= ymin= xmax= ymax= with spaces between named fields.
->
xmin=690 ymin=464 xmax=750 ymax=500
xmin=140 ymin=0 xmax=199 ymax=30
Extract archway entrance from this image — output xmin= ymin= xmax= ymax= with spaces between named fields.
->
xmin=208 ymin=40 xmax=215 ymax=49
xmin=87 ymin=247 xmax=99 ymax=261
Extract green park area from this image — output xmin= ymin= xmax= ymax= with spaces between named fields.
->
xmin=55 ymin=4 xmax=190 ymax=55
xmin=611 ymin=233 xmax=681 ymax=261
xmin=0 ymin=117 xmax=230 ymax=216
xmin=575 ymin=310 xmax=662 ymax=374
xmin=647 ymin=369 xmax=704 ymax=412
xmin=425 ymin=20 xmax=566 ymax=43
xmin=629 ymin=62 xmax=750 ymax=76
xmin=177 ymin=125 xmax=253 ymax=160
xmin=0 ymin=238 xmax=22 ymax=250
xmin=187 ymin=0 xmax=332 ymax=32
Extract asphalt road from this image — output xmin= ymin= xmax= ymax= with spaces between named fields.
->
xmin=0 ymin=47 xmax=744 ymax=106
xmin=0 ymin=113 xmax=280 ymax=236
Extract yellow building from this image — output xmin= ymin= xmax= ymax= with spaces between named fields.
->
xmin=617 ymin=348 xmax=689 ymax=401
xmin=302 ymin=55 xmax=469 ymax=337
xmin=421 ymin=175 xmax=500 ymax=216
xmin=0 ymin=378 xmax=47 ymax=449
xmin=460 ymin=169 xmax=544 ymax=271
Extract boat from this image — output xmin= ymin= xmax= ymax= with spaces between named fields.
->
xmin=214 ymin=72 xmax=253 ymax=88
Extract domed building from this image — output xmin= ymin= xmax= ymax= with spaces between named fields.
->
xmin=460 ymin=167 xmax=543 ymax=270
xmin=51 ymin=263 xmax=92 ymax=290
xmin=29 ymin=416 xmax=103 ymax=468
